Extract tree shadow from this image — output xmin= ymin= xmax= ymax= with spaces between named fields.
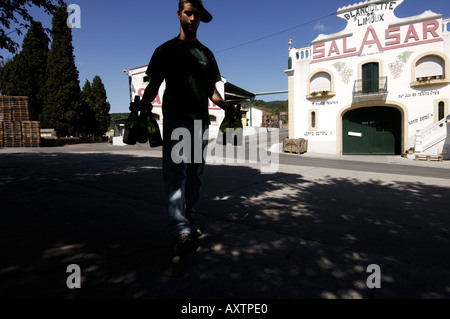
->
xmin=0 ymin=150 xmax=449 ymax=299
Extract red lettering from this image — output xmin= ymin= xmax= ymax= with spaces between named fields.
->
xmin=328 ymin=40 xmax=340 ymax=56
xmin=313 ymin=43 xmax=325 ymax=59
xmin=343 ymin=37 xmax=356 ymax=54
xmin=385 ymin=26 xmax=400 ymax=46
xmin=423 ymin=20 xmax=439 ymax=39
xmin=310 ymin=20 xmax=443 ymax=64
xmin=208 ymin=99 xmax=218 ymax=107
xmin=360 ymin=26 xmax=384 ymax=53
xmin=152 ymin=95 xmax=162 ymax=105
xmin=404 ymin=24 xmax=419 ymax=43
xmin=137 ymin=90 xmax=162 ymax=105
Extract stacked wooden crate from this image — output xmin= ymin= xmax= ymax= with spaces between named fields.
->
xmin=0 ymin=96 xmax=41 ymax=148
xmin=3 ymin=121 xmax=22 ymax=148
xmin=10 ymin=96 xmax=30 ymax=121
xmin=0 ymin=121 xmax=3 ymax=148
xmin=0 ymin=98 xmax=13 ymax=121
xmin=21 ymin=121 xmax=41 ymax=147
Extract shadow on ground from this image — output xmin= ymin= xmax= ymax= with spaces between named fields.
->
xmin=0 ymin=152 xmax=449 ymax=299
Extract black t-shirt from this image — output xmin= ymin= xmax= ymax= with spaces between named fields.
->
xmin=146 ymin=37 xmax=222 ymax=124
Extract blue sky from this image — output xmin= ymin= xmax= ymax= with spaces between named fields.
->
xmin=1 ymin=0 xmax=449 ymax=113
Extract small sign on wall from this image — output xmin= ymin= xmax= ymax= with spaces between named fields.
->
xmin=348 ymin=131 xmax=363 ymax=137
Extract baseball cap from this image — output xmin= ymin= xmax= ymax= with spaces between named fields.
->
xmin=180 ymin=0 xmax=213 ymax=23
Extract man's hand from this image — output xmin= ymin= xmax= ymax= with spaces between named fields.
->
xmin=225 ymin=104 xmax=241 ymax=118
xmin=140 ymin=98 xmax=153 ymax=111
xmin=129 ymin=98 xmax=153 ymax=112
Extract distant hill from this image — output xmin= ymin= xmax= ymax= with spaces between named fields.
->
xmin=241 ymin=100 xmax=288 ymax=115
xmin=108 ymin=113 xmax=129 ymax=130
xmin=110 ymin=113 xmax=129 ymax=123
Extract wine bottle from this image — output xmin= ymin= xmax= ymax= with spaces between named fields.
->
xmin=137 ymin=109 xmax=149 ymax=144
xmin=218 ymin=105 xmax=243 ymax=146
xmin=123 ymin=108 xmax=138 ymax=145
xmin=146 ymin=110 xmax=163 ymax=148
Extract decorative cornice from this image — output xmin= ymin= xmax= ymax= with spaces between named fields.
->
xmin=337 ymin=0 xmax=398 ymax=14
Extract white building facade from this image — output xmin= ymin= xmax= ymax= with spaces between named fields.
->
xmin=286 ymin=0 xmax=450 ymax=157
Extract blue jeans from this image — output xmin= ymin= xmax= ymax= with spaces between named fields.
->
xmin=162 ymin=119 xmax=209 ymax=237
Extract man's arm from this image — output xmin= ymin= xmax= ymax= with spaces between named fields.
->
xmin=143 ymin=76 xmax=164 ymax=106
xmin=209 ymin=83 xmax=238 ymax=115
xmin=210 ymin=85 xmax=227 ymax=110
xmin=131 ymin=76 xmax=164 ymax=111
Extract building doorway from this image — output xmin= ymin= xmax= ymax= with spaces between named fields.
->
xmin=343 ymin=107 xmax=402 ymax=155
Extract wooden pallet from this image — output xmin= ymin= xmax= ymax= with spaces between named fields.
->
xmin=283 ymin=138 xmax=308 ymax=154
xmin=3 ymin=121 xmax=22 ymax=135
xmin=0 ymin=121 xmax=3 ymax=148
xmin=21 ymin=121 xmax=41 ymax=147
xmin=3 ymin=121 xmax=22 ymax=147
xmin=11 ymin=98 xmax=30 ymax=121
xmin=0 ymin=105 xmax=13 ymax=121
xmin=415 ymin=155 xmax=444 ymax=162
xmin=21 ymin=121 xmax=40 ymax=138
xmin=0 ymin=96 xmax=30 ymax=121
xmin=0 ymin=120 xmax=42 ymax=148
xmin=22 ymin=140 xmax=41 ymax=147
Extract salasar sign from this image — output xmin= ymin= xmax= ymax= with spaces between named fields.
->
xmin=311 ymin=0 xmax=443 ymax=63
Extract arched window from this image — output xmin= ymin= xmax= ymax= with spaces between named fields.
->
xmin=439 ymin=101 xmax=445 ymax=121
xmin=310 ymin=72 xmax=331 ymax=93
xmin=311 ymin=111 xmax=316 ymax=128
xmin=416 ymin=55 xmax=444 ymax=79
xmin=309 ymin=110 xmax=318 ymax=131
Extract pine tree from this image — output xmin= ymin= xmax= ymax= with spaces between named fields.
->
xmin=0 ymin=59 xmax=5 ymax=89
xmin=91 ymin=75 xmax=111 ymax=137
xmin=22 ymin=21 xmax=50 ymax=120
xmin=0 ymin=21 xmax=50 ymax=120
xmin=80 ymin=79 xmax=95 ymax=137
xmin=0 ymin=55 xmax=22 ymax=96
xmin=79 ymin=76 xmax=111 ymax=139
xmin=0 ymin=0 xmax=65 ymax=58
xmin=40 ymin=6 xmax=81 ymax=137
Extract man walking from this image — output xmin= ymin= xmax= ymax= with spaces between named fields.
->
xmin=138 ymin=0 xmax=236 ymax=255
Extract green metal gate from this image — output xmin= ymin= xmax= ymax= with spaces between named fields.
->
xmin=343 ymin=107 xmax=401 ymax=155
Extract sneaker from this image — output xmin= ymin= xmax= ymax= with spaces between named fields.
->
xmin=191 ymin=225 xmax=203 ymax=239
xmin=174 ymin=234 xmax=198 ymax=255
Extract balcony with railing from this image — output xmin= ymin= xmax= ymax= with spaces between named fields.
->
xmin=353 ymin=76 xmax=388 ymax=102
